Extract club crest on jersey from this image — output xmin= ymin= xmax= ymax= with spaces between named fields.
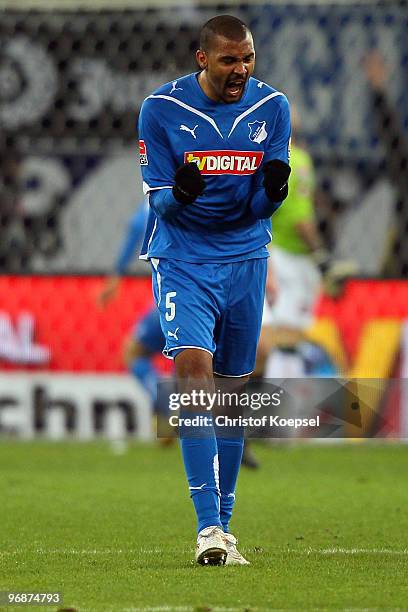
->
xmin=248 ymin=120 xmax=267 ymax=144
xmin=184 ymin=151 xmax=264 ymax=175
xmin=139 ymin=140 xmax=148 ymax=165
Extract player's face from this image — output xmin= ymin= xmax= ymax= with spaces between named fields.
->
xmin=196 ymin=34 xmax=255 ymax=103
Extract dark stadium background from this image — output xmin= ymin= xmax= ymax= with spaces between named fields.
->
xmin=1 ymin=3 xmax=408 ymax=611
xmin=1 ymin=0 xmax=407 ymax=438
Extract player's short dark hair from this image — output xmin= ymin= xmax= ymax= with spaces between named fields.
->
xmin=199 ymin=15 xmax=251 ymax=53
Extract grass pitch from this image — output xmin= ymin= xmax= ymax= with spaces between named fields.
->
xmin=1 ymin=441 xmax=408 ymax=611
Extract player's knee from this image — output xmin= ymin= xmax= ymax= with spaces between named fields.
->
xmin=174 ymin=348 xmax=213 ymax=381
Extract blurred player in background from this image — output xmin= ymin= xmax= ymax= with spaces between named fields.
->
xmin=138 ymin=15 xmax=291 ymax=565
xmin=363 ymin=51 xmax=408 ymax=277
xmin=256 ymin=107 xmax=321 ymax=380
xmin=98 ymin=200 xmax=168 ymax=425
xmin=256 ymin=107 xmax=351 ymax=382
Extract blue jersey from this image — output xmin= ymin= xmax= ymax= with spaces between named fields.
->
xmin=114 ymin=201 xmax=148 ymax=274
xmin=138 ymin=72 xmax=291 ymax=263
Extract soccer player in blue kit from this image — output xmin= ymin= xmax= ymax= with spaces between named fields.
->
xmin=138 ymin=15 xmax=291 ymax=565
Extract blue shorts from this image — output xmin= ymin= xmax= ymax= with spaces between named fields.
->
xmin=134 ymin=307 xmax=165 ymax=354
xmin=151 ymin=258 xmax=268 ymax=377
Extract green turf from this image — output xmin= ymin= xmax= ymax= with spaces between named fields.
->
xmin=1 ymin=441 xmax=408 ymax=611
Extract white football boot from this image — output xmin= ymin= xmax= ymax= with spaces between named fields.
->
xmin=224 ymin=532 xmax=250 ymax=565
xmin=195 ymin=526 xmax=227 ymax=566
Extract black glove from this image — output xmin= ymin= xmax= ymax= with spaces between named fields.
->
xmin=262 ymin=159 xmax=291 ymax=203
xmin=172 ymin=162 xmax=206 ymax=206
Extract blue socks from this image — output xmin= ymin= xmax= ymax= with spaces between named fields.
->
xmin=180 ymin=412 xmax=244 ymax=533
xmin=216 ymin=436 xmax=244 ymax=533
xmin=180 ymin=413 xmax=222 ymax=533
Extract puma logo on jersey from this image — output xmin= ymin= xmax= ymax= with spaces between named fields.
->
xmin=170 ymin=80 xmax=183 ymax=94
xmin=185 ymin=150 xmax=264 ymax=175
xmin=167 ymin=327 xmax=179 ymax=340
xmin=180 ymin=124 xmax=198 ymax=139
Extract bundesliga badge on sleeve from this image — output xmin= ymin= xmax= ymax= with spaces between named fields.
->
xmin=139 ymin=140 xmax=148 ymax=165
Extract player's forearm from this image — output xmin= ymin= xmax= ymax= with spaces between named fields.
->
xmin=149 ymin=188 xmax=187 ymax=220
xmin=250 ymin=159 xmax=291 ymax=218
xmin=249 ymin=189 xmax=283 ymax=219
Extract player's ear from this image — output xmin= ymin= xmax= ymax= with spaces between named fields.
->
xmin=196 ymin=49 xmax=208 ymax=70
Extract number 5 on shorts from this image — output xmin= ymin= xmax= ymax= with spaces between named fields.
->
xmin=165 ymin=291 xmax=177 ymax=321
